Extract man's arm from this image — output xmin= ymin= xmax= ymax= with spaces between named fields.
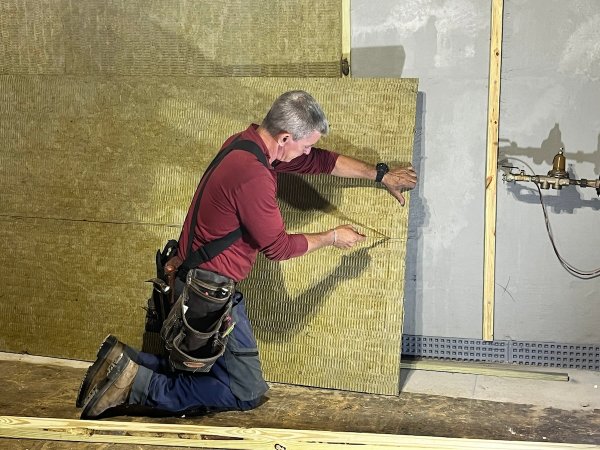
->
xmin=303 ymin=225 xmax=367 ymax=255
xmin=330 ymin=155 xmax=418 ymax=206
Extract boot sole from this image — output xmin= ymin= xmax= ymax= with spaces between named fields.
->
xmin=80 ymin=354 xmax=129 ymax=420
xmin=76 ymin=334 xmax=121 ymax=408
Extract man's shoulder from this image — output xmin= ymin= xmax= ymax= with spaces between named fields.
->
xmin=227 ymin=148 xmax=269 ymax=169
xmin=218 ymin=150 xmax=273 ymax=185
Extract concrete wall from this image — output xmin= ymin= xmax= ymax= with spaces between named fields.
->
xmin=496 ymin=0 xmax=600 ymax=343
xmin=352 ymin=0 xmax=600 ymax=343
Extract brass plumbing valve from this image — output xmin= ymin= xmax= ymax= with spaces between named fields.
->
xmin=547 ymin=149 xmax=568 ymax=181
xmin=502 ymin=148 xmax=600 ymax=195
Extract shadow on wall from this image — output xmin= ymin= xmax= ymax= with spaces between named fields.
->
xmin=250 ymin=245 xmax=375 ymax=342
xmin=499 ymin=123 xmax=600 ymax=213
xmin=400 ymin=91 xmax=429 ymax=391
xmin=499 ymin=123 xmax=600 ymax=173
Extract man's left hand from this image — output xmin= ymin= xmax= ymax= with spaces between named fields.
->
xmin=382 ymin=165 xmax=418 ymax=206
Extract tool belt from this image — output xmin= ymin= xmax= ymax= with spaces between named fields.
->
xmin=161 ymin=268 xmax=236 ymax=372
xmin=143 ymin=137 xmax=269 ymax=370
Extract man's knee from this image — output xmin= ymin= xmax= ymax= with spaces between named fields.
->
xmin=237 ymin=395 xmax=265 ymax=411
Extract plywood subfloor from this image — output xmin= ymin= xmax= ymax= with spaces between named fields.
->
xmin=0 ymin=359 xmax=598 ymax=449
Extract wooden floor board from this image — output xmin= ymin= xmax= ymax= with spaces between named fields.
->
xmin=1 ymin=416 xmax=598 ymax=449
xmin=0 ymin=359 xmax=598 ymax=448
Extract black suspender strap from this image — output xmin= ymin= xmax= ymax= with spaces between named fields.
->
xmin=179 ymin=138 xmax=269 ymax=277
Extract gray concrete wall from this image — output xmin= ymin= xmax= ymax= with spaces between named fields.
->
xmin=496 ymin=0 xmax=600 ymax=343
xmin=352 ymin=0 xmax=600 ymax=343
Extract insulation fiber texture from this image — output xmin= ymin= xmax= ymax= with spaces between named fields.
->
xmin=0 ymin=0 xmax=342 ymax=77
xmin=0 ymin=77 xmax=418 ymax=395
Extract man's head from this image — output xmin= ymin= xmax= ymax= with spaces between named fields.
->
xmin=261 ymin=90 xmax=329 ymax=162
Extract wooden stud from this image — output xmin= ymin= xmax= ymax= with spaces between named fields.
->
xmin=341 ymin=0 xmax=351 ymax=76
xmin=0 ymin=416 xmax=595 ymax=449
xmin=483 ymin=0 xmax=504 ymax=341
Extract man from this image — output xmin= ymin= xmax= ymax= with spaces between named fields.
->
xmin=77 ymin=90 xmax=417 ymax=418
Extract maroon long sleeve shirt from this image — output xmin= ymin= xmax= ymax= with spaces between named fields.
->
xmin=177 ymin=124 xmax=339 ymax=281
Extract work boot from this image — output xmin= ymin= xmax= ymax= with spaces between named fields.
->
xmin=80 ymin=353 xmax=139 ymax=419
xmin=76 ymin=335 xmax=125 ymax=408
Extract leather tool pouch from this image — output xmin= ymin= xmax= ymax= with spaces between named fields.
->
xmin=161 ymin=268 xmax=236 ymax=372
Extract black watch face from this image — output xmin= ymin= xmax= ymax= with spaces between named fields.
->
xmin=376 ymin=163 xmax=388 ymax=182
xmin=376 ymin=163 xmax=389 ymax=174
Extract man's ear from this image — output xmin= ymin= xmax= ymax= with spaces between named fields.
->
xmin=276 ymin=133 xmax=291 ymax=146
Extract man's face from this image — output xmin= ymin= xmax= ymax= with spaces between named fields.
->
xmin=277 ymin=130 xmax=322 ymax=162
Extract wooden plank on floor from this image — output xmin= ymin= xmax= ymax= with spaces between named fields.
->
xmin=401 ymin=359 xmax=569 ymax=382
xmin=1 ymin=416 xmax=597 ymax=449
xmin=0 ymin=351 xmax=91 ymax=369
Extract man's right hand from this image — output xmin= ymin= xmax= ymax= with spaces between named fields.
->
xmin=332 ymin=225 xmax=366 ymax=249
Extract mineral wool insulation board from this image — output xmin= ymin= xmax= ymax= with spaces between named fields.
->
xmin=0 ymin=0 xmax=342 ymax=77
xmin=0 ymin=77 xmax=418 ymax=395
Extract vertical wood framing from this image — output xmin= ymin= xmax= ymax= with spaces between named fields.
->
xmin=341 ymin=0 xmax=351 ymax=75
xmin=483 ymin=0 xmax=504 ymax=341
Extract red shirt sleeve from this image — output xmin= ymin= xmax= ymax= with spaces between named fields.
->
xmin=273 ymin=147 xmax=339 ymax=174
xmin=232 ymin=166 xmax=308 ymax=261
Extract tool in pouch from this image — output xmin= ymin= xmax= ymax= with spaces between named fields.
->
xmin=145 ymin=240 xmax=179 ymax=334
xmin=147 ymin=137 xmax=270 ymax=372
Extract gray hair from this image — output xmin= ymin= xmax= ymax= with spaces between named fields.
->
xmin=261 ymin=90 xmax=329 ymax=141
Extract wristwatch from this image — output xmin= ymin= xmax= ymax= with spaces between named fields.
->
xmin=375 ymin=162 xmax=389 ymax=182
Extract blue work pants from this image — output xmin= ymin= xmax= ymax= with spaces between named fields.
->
xmin=129 ymin=293 xmax=268 ymax=414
